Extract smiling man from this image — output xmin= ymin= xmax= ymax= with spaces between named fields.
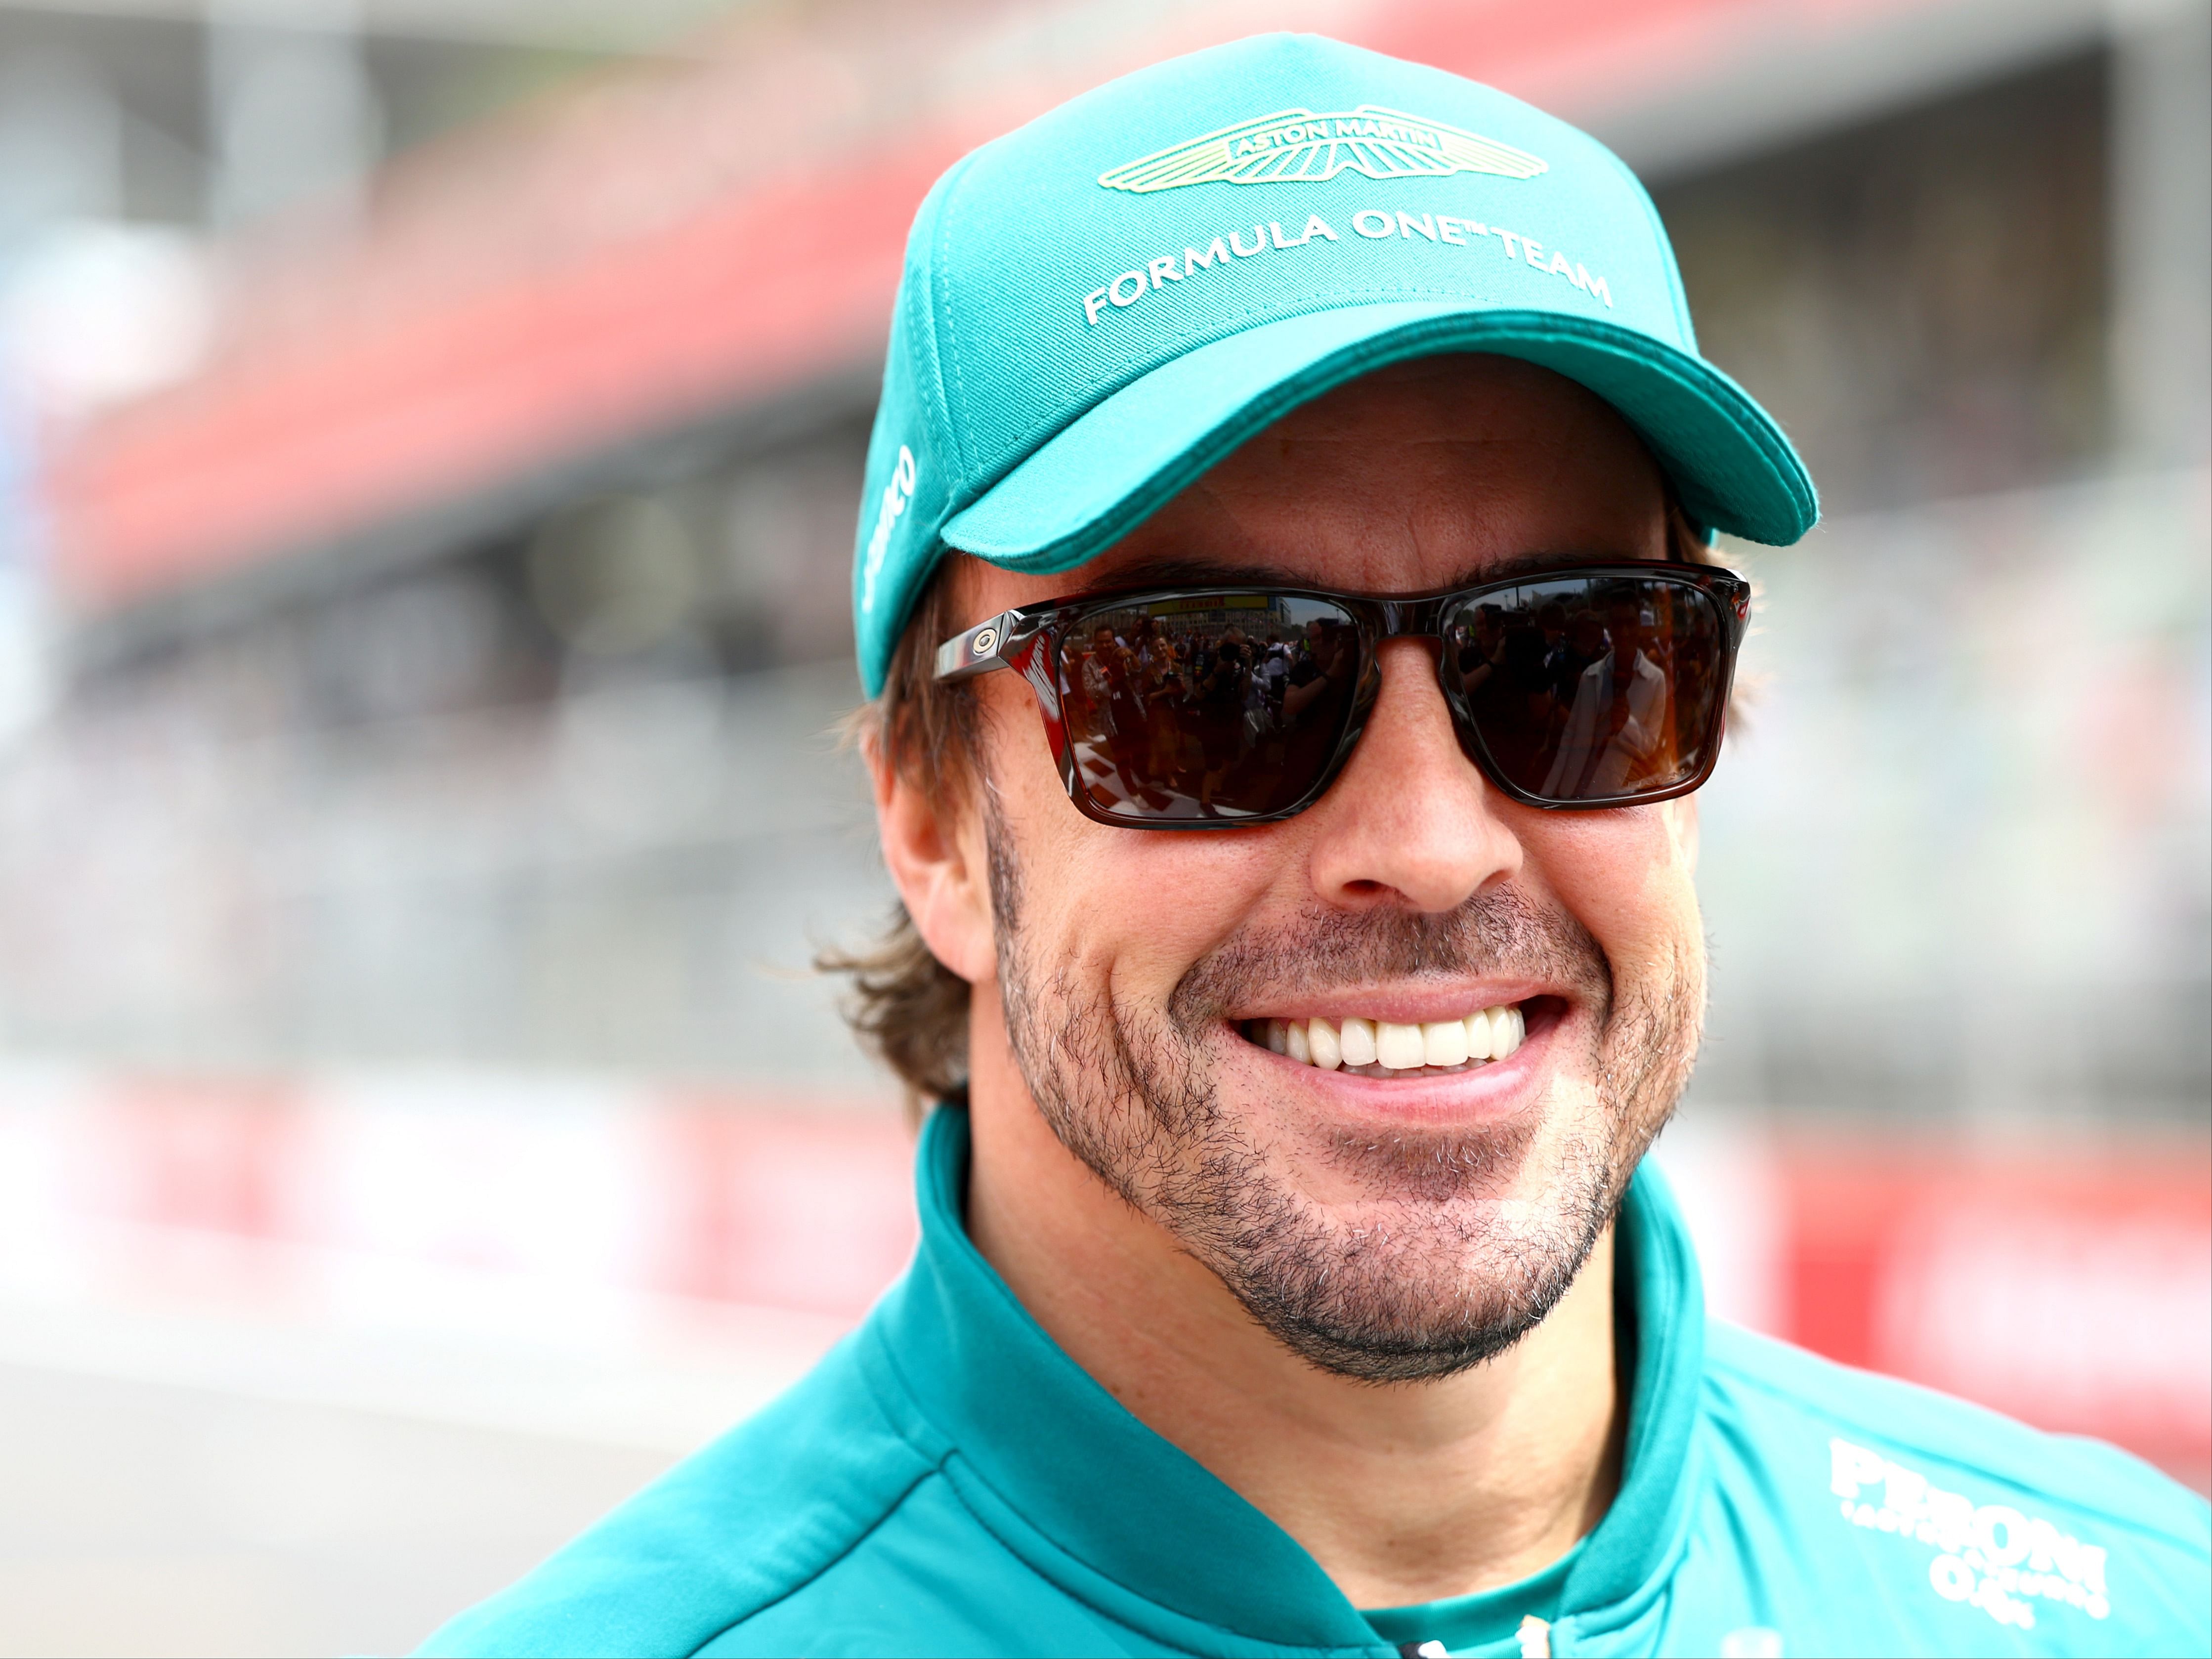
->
xmin=426 ymin=33 xmax=2209 ymax=1659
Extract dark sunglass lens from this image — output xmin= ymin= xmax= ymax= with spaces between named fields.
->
xmin=1443 ymin=576 xmax=1728 ymax=804
xmin=1057 ymin=595 xmax=1360 ymax=823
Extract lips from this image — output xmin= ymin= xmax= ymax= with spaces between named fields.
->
xmin=1244 ymin=1003 xmax=1528 ymax=1079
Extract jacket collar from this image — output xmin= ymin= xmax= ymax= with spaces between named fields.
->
xmin=866 ymin=1105 xmax=1706 ymax=1650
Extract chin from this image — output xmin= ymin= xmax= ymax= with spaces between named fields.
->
xmin=1201 ymin=1136 xmax=1617 ymax=1384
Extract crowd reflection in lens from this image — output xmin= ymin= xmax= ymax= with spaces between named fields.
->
xmin=1056 ymin=580 xmax=1724 ymax=821
xmin=1446 ymin=577 xmax=1723 ymax=802
xmin=1059 ymin=596 xmax=1360 ymax=821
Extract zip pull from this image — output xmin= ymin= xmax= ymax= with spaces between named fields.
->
xmin=1517 ymin=1614 xmax=1552 ymax=1659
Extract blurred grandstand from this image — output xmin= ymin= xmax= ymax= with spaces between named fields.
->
xmin=0 ymin=0 xmax=2205 ymax=1653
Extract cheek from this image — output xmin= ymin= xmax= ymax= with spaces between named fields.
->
xmin=1516 ymin=804 xmax=1703 ymax=985
xmin=982 ymin=688 xmax=1288 ymax=998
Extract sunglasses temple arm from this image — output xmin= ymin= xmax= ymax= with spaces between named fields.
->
xmin=1716 ymin=574 xmax=1753 ymax=647
xmin=934 ymin=611 xmax=1021 ymax=681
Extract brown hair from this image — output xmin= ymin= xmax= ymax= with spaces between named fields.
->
xmin=816 ymin=558 xmax=982 ymax=1120
xmin=821 ymin=504 xmax=1734 ymax=1114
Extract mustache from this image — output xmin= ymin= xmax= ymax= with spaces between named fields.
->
xmin=1166 ymin=884 xmax=1613 ymax=1027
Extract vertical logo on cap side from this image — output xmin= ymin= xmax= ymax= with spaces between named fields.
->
xmin=860 ymin=445 xmax=917 ymax=614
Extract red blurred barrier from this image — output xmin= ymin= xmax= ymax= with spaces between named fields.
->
xmin=47 ymin=0 xmax=1981 ymax=613
xmin=645 ymin=1100 xmax=919 ymax=1315
xmin=2 ymin=1072 xmax=2203 ymax=1487
xmin=1777 ymin=1140 xmax=2211 ymax=1489
xmin=86 ymin=1075 xmax=309 ymax=1240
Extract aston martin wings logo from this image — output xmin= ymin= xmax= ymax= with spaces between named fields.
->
xmin=1099 ymin=105 xmax=1547 ymax=193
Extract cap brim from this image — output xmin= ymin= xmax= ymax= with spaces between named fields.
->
xmin=941 ymin=301 xmax=1815 ymax=572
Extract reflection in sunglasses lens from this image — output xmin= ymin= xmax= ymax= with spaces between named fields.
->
xmin=1442 ymin=577 xmax=1724 ymax=803
xmin=1057 ymin=595 xmax=1359 ymax=822
xmin=1054 ymin=576 xmax=1727 ymax=823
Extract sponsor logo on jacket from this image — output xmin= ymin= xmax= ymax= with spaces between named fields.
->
xmin=1830 ymin=1439 xmax=2111 ymax=1630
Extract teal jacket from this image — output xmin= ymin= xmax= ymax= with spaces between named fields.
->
xmin=425 ymin=1108 xmax=2210 ymax=1658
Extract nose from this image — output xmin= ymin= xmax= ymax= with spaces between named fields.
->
xmin=1303 ymin=638 xmax=1523 ymax=913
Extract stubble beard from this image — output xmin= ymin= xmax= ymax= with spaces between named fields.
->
xmin=984 ymin=802 xmax=1701 ymax=1384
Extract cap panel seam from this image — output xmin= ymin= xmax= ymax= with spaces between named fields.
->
xmin=907 ymin=274 xmax=960 ymax=486
xmin=1601 ymin=145 xmax=1700 ymax=351
xmin=932 ymin=152 xmax=985 ymax=486
xmin=907 ymin=152 xmax=982 ymax=488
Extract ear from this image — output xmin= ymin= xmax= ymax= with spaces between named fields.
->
xmin=868 ymin=726 xmax=998 ymax=987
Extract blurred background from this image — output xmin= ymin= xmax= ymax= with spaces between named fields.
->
xmin=0 ymin=0 xmax=2204 ymax=1652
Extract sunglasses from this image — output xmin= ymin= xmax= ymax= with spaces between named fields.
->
xmin=936 ymin=562 xmax=1751 ymax=828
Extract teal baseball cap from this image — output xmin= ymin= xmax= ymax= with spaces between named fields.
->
xmin=851 ymin=32 xmax=1816 ymax=695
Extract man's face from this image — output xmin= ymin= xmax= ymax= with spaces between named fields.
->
xmin=943 ymin=354 xmax=1704 ymax=1382
xmin=1609 ymin=604 xmax=1646 ymax=665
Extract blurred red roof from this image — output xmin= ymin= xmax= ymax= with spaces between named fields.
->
xmin=43 ymin=0 xmax=1940 ymax=614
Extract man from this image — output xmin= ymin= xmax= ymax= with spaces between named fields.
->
xmin=1193 ymin=624 xmax=1252 ymax=815
xmin=1084 ymin=620 xmax=1156 ymax=807
xmin=1540 ymin=602 xmax=1669 ymax=801
xmin=1261 ymin=631 xmax=1290 ymax=684
xmin=1533 ymin=601 xmax=1575 ymax=705
xmin=427 ymin=34 xmax=2209 ymax=1659
xmin=1285 ymin=613 xmax=1354 ymax=728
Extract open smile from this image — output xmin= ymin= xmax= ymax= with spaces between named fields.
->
xmin=1239 ymin=998 xmax=1553 ymax=1079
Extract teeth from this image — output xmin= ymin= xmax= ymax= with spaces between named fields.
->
xmin=1375 ymin=1021 xmax=1425 ymax=1069
xmin=1253 ymin=1004 xmax=1528 ymax=1074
